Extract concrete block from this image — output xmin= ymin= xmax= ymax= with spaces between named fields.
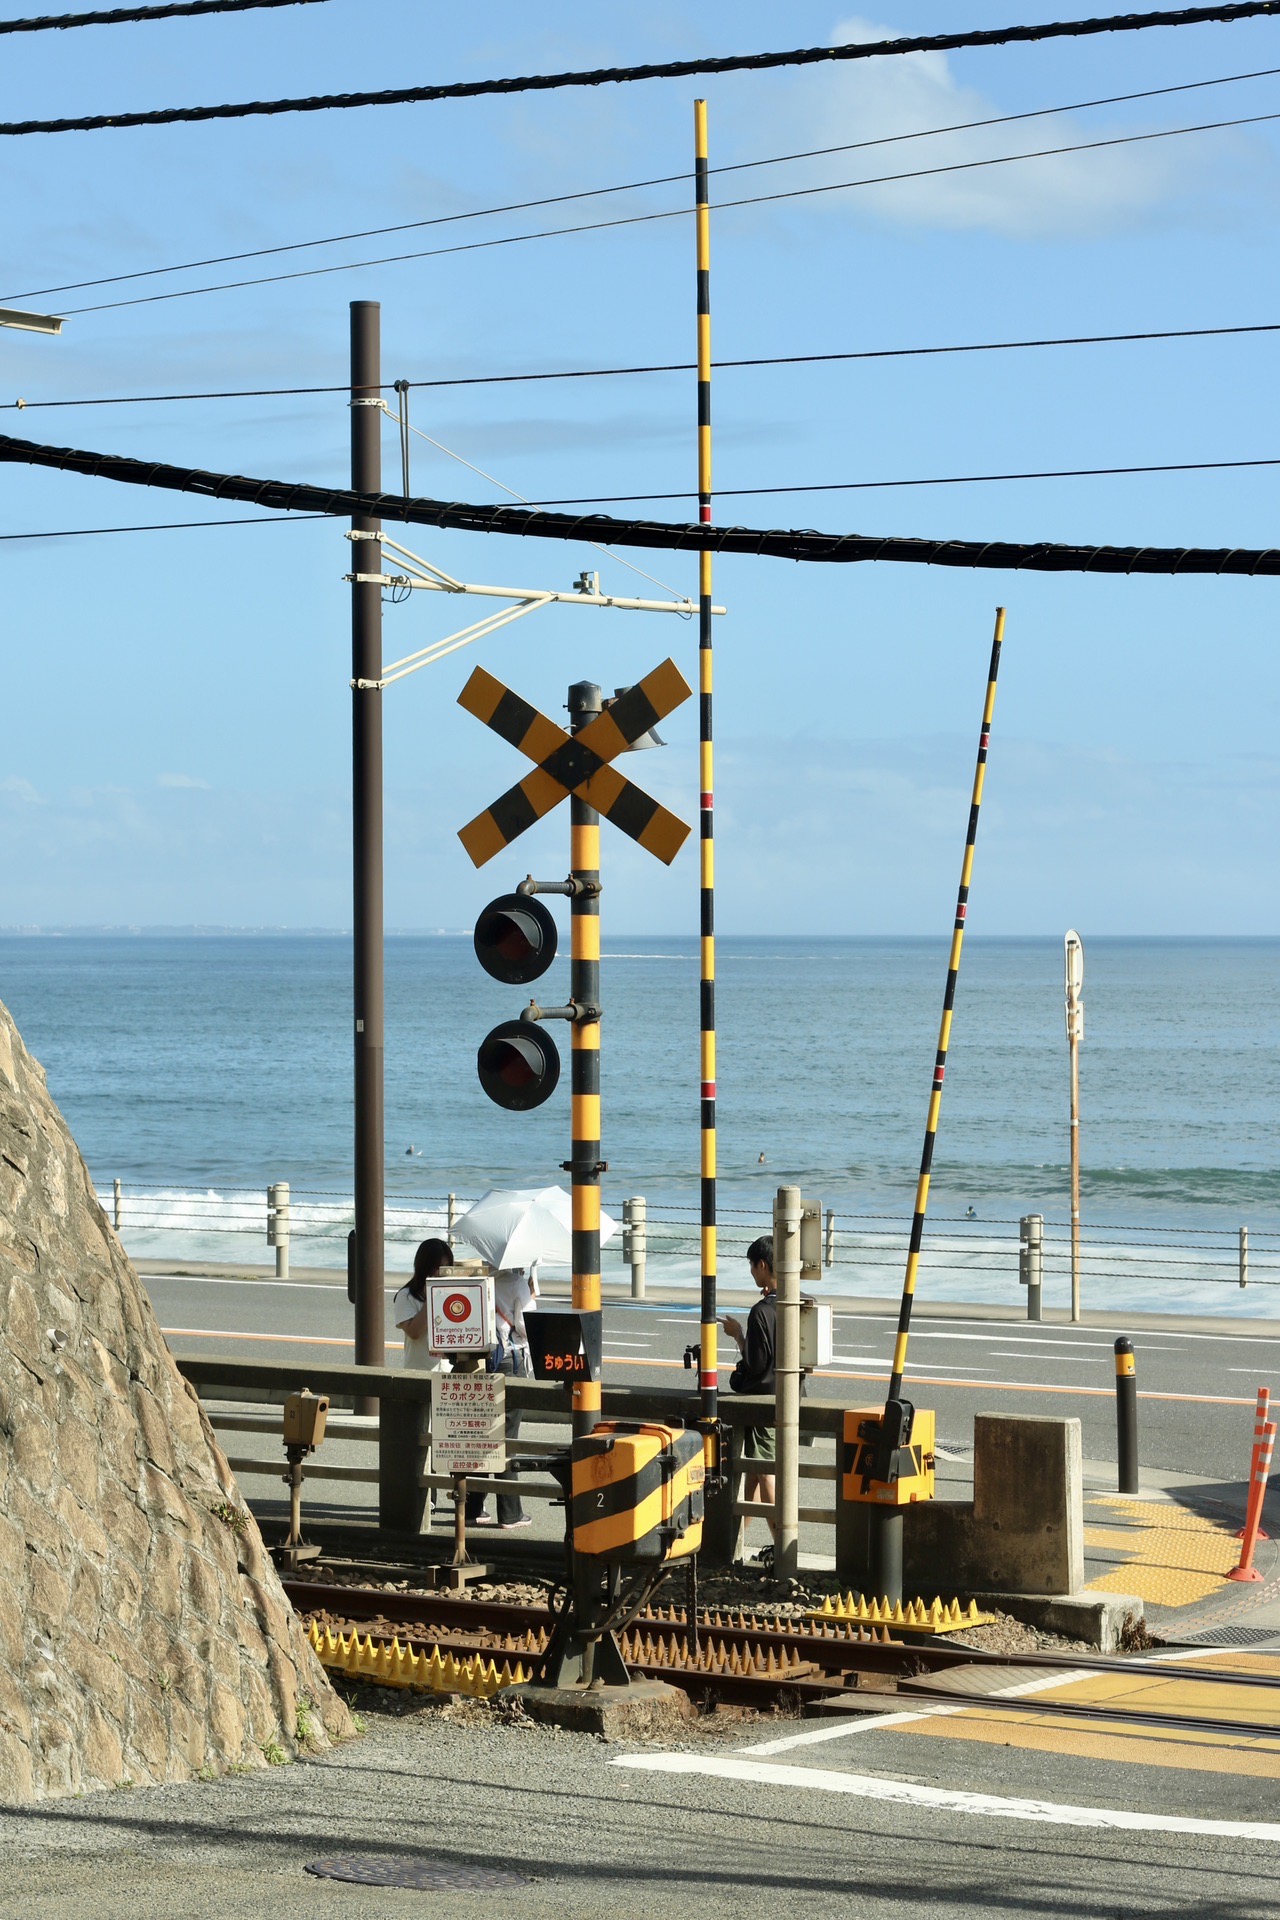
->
xmin=970 ymin=1590 xmax=1145 ymax=1653
xmin=973 ymin=1413 xmax=1085 ymax=1594
xmin=511 ymin=1679 xmax=694 ymax=1739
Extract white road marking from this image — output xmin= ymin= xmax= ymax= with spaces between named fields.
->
xmin=148 ymin=1274 xmax=347 ymax=1292
xmin=610 ymin=1752 xmax=1280 ymax=1841
xmin=737 ymin=1666 xmax=1090 ymax=1755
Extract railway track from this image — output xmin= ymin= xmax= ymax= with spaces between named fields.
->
xmin=285 ymin=1575 xmax=1280 ymax=1739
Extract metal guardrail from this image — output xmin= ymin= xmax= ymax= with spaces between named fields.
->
xmin=180 ymin=1351 xmax=845 ymax=1561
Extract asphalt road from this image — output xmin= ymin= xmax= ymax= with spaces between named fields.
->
xmin=149 ymin=1270 xmax=1277 ymax=1490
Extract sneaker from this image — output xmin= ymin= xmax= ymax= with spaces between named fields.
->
xmin=498 ymin=1516 xmax=532 ymax=1530
xmin=468 ymin=1513 xmax=497 ymax=1528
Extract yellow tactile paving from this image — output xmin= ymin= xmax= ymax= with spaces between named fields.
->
xmin=907 ymin=1651 xmax=1280 ymax=1777
xmin=1085 ymin=1494 xmax=1242 ymax=1609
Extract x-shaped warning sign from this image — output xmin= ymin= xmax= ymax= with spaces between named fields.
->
xmin=457 ymin=658 xmax=692 ymax=868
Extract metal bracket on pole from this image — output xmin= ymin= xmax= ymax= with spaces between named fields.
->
xmin=341 ymin=532 xmax=727 ymax=690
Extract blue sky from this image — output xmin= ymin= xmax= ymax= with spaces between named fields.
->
xmin=3 ymin=1 xmax=1280 ymax=934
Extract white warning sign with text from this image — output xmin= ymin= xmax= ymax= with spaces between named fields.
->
xmin=432 ymin=1373 xmax=506 ymax=1476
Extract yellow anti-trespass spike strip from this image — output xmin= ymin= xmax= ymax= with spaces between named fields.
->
xmin=807 ymin=1594 xmax=993 ymax=1634
xmin=308 ymin=1621 xmax=528 ymax=1697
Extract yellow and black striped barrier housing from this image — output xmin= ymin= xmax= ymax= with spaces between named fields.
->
xmin=885 ymin=608 xmax=1006 ymax=1409
xmin=567 ymin=680 xmax=604 ymax=1442
xmin=571 ymin=1419 xmax=705 ymax=1563
xmin=842 ymin=1406 xmax=936 ymax=1507
xmin=694 ymin=97 xmax=719 ymax=1467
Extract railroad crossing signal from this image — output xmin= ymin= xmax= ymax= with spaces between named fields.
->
xmin=456 ymin=658 xmax=693 ymax=868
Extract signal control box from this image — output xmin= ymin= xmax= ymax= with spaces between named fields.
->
xmin=841 ymin=1405 xmax=935 ymax=1507
xmin=283 ymin=1389 xmax=329 ymax=1453
xmin=571 ymin=1420 xmax=705 ymax=1564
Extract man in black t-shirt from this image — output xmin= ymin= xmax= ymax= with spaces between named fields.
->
xmin=722 ymin=1235 xmax=777 ymax=1555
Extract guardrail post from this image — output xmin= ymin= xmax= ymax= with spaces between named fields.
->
xmin=447 ymin=1192 xmax=457 ymax=1239
xmin=112 ymin=1178 xmax=122 ymax=1232
xmin=267 ymin=1182 xmax=291 ymax=1280
xmin=622 ymin=1195 xmax=647 ymax=1299
xmin=1240 ymin=1225 xmax=1249 ymax=1290
xmin=824 ymin=1208 xmax=835 ymax=1269
xmin=1020 ymin=1213 xmax=1043 ymax=1322
xmin=379 ymin=1388 xmax=431 ymax=1534
xmin=774 ymin=1184 xmax=802 ymax=1584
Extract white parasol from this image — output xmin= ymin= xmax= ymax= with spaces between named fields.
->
xmin=455 ymin=1185 xmax=617 ymax=1272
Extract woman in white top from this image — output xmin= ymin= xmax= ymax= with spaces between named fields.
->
xmin=392 ymin=1237 xmax=454 ymax=1369
xmin=466 ymin=1263 xmax=538 ymax=1530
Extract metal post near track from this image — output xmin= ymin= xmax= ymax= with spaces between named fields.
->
xmin=694 ymin=97 xmax=720 ymax=1481
xmin=773 ymin=1184 xmax=802 ymax=1584
xmin=1065 ymin=930 xmax=1084 ymax=1323
xmin=567 ymin=679 xmax=604 ymax=1444
xmin=350 ymin=299 xmax=386 ymax=1401
xmin=869 ymin=608 xmax=1007 ymax=1603
xmin=623 ymin=1196 xmax=647 ymax=1299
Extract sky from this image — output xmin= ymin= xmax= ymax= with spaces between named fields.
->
xmin=3 ymin=0 xmax=1280 ymax=934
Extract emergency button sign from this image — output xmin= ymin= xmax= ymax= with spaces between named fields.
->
xmin=426 ymin=1274 xmax=495 ymax=1354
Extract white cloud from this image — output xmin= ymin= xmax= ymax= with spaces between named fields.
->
xmin=746 ymin=15 xmax=1245 ymax=240
xmin=157 ymin=772 xmax=211 ymax=790
xmin=0 ymin=776 xmax=42 ymax=804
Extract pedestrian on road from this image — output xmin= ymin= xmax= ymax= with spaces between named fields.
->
xmin=467 ymin=1264 xmax=539 ymax=1531
xmin=722 ymin=1235 xmax=778 ymax=1558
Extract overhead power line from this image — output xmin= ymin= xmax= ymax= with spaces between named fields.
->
xmin=50 ymin=107 xmax=1280 ymax=315
xmin=0 ymin=512 xmax=332 ymax=537
xmin=10 ymin=318 xmax=1280 ymax=411
xmin=523 ymin=456 xmax=1280 ymax=505
xmin=0 ymin=0 xmax=324 ymax=29
xmin=0 ymin=430 xmax=1275 ymax=576
xmin=6 ymin=59 xmax=1277 ymax=303
xmin=2 ymin=4 xmax=1278 ymax=136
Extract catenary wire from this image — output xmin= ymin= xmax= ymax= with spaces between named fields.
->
xmin=2 ymin=430 xmax=1278 ymax=576
xmin=11 ymin=318 xmax=1280 ymax=411
xmin=0 ymin=512 xmax=334 ymax=538
xmin=520 ymin=456 xmax=1280 ymax=506
xmin=0 ymin=0 xmax=325 ymax=29
xmin=52 ymin=107 xmax=1280 ymax=316
xmin=7 ymin=60 xmax=1278 ymax=303
xmin=1 ymin=4 xmax=1278 ymax=136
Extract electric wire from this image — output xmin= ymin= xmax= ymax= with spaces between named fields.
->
xmin=51 ymin=106 xmax=1280 ymax=316
xmin=386 ymin=403 xmax=687 ymax=598
xmin=1 ymin=3 xmax=1277 ymax=136
xmin=522 ymin=455 xmax=1280 ymax=506
xmin=10 ymin=317 xmax=1280 ymax=411
xmin=3 ymin=430 xmax=1278 ymax=575
xmin=7 ymin=59 xmax=1277 ymax=304
xmin=0 ymin=0 xmax=325 ymax=29
xmin=0 ymin=511 xmax=333 ymax=538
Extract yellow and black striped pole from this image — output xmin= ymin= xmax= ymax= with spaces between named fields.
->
xmin=694 ymin=98 xmax=719 ymax=1465
xmin=567 ymin=678 xmax=604 ymax=1443
xmin=886 ymin=608 xmax=1006 ymax=1410
xmin=870 ymin=609 xmax=1005 ymax=1601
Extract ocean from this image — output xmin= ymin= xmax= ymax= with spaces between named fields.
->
xmin=1 ymin=933 xmax=1276 ymax=1316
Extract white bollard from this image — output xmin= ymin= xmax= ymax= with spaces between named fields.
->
xmin=267 ymin=1182 xmax=291 ymax=1280
xmin=447 ymin=1192 xmax=457 ymax=1240
xmin=622 ymin=1196 xmax=647 ymax=1299
xmin=113 ymin=1178 xmax=122 ymax=1232
xmin=1240 ymin=1225 xmax=1249 ymax=1290
xmin=1020 ymin=1213 xmax=1043 ymax=1322
xmin=824 ymin=1208 xmax=835 ymax=1269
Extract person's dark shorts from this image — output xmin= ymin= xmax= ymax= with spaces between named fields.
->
xmin=741 ymin=1424 xmax=776 ymax=1463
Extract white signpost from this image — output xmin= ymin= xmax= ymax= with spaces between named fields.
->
xmin=432 ymin=1373 xmax=507 ymax=1477
xmin=426 ymin=1274 xmax=495 ymax=1355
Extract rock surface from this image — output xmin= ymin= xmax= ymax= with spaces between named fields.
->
xmin=0 ymin=998 xmax=353 ymax=1799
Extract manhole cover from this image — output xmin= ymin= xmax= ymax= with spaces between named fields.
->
xmin=1175 ymin=1625 xmax=1280 ymax=1648
xmin=306 ymin=1855 xmax=531 ymax=1890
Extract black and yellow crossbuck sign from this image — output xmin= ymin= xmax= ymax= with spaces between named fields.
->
xmin=457 ymin=658 xmax=693 ymax=868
